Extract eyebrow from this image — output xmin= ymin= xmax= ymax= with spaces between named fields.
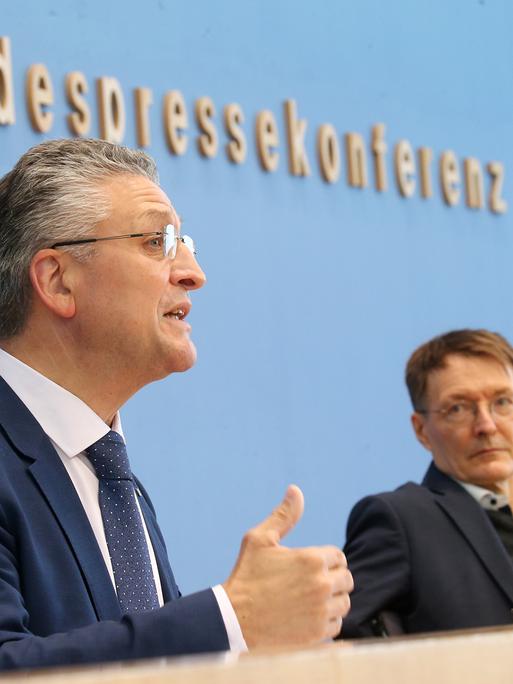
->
xmin=443 ymin=387 xmax=513 ymax=401
xmin=137 ymin=208 xmax=177 ymax=226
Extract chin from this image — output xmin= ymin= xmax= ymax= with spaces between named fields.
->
xmin=163 ymin=343 xmax=198 ymax=375
xmin=474 ymin=465 xmax=513 ymax=488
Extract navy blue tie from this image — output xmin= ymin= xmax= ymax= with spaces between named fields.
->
xmin=86 ymin=430 xmax=160 ymax=613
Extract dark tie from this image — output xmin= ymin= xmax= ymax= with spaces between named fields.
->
xmin=85 ymin=430 xmax=160 ymax=613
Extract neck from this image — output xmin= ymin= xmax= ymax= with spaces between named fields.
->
xmin=1 ymin=330 xmax=141 ymax=424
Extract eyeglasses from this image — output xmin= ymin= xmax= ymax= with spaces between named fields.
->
xmin=51 ymin=224 xmax=196 ymax=260
xmin=417 ymin=396 xmax=513 ymax=425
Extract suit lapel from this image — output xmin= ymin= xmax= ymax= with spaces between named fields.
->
xmin=29 ymin=444 xmax=122 ymax=620
xmin=0 ymin=378 xmax=121 ymax=621
xmin=424 ymin=463 xmax=513 ymax=605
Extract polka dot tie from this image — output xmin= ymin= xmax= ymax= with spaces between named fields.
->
xmin=85 ymin=430 xmax=159 ymax=613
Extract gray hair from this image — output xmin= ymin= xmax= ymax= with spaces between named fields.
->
xmin=0 ymin=138 xmax=159 ymax=339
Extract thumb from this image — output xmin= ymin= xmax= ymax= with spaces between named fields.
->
xmin=254 ymin=484 xmax=304 ymax=544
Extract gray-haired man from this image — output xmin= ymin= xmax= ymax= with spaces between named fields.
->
xmin=0 ymin=138 xmax=352 ymax=670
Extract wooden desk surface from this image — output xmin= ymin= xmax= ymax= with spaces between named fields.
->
xmin=3 ymin=627 xmax=513 ymax=684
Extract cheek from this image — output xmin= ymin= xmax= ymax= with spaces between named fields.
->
xmin=430 ymin=428 xmax=466 ymax=459
xmin=103 ymin=274 xmax=165 ymax=312
xmin=423 ymin=425 xmax=446 ymax=450
xmin=75 ymin=257 xmax=170 ymax=338
xmin=499 ymin=425 xmax=513 ymax=449
xmin=443 ymin=430 xmax=467 ymax=452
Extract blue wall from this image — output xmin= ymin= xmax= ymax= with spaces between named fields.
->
xmin=2 ymin=0 xmax=512 ymax=592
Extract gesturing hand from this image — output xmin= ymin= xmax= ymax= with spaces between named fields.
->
xmin=223 ymin=484 xmax=353 ymax=648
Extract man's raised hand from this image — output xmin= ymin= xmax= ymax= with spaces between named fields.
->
xmin=223 ymin=484 xmax=353 ymax=648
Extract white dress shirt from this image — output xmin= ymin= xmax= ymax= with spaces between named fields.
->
xmin=456 ymin=479 xmax=510 ymax=511
xmin=0 ymin=348 xmax=246 ymax=651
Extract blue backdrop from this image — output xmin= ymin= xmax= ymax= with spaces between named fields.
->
xmin=1 ymin=0 xmax=512 ymax=592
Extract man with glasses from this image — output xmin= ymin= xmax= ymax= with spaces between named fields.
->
xmin=0 ymin=138 xmax=352 ymax=670
xmin=342 ymin=329 xmax=513 ymax=638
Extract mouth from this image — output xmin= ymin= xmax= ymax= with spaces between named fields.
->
xmin=472 ymin=447 xmax=508 ymax=458
xmin=164 ymin=309 xmax=185 ymax=321
xmin=163 ymin=301 xmax=191 ymax=321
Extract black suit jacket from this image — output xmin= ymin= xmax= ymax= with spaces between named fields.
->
xmin=0 ymin=377 xmax=229 ymax=670
xmin=342 ymin=463 xmax=513 ymax=637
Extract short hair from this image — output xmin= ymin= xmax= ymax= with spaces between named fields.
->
xmin=0 ymin=138 xmax=159 ymax=339
xmin=406 ymin=329 xmax=513 ymax=410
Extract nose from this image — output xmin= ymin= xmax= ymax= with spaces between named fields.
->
xmin=473 ymin=404 xmax=498 ymax=436
xmin=168 ymin=240 xmax=206 ymax=291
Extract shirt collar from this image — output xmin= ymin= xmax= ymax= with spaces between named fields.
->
xmin=455 ymin=478 xmax=509 ymax=511
xmin=0 ymin=348 xmax=124 ymax=457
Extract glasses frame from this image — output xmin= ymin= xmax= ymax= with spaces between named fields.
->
xmin=51 ymin=225 xmax=195 ymax=260
xmin=416 ymin=396 xmax=513 ymax=425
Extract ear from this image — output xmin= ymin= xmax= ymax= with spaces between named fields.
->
xmin=411 ymin=411 xmax=433 ymax=452
xmin=29 ymin=249 xmax=76 ymax=319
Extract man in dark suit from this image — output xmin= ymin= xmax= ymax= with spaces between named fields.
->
xmin=343 ymin=329 xmax=513 ymax=637
xmin=0 ymin=138 xmax=352 ymax=669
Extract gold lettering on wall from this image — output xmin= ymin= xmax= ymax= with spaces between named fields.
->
xmin=487 ymin=162 xmax=507 ymax=214
xmin=255 ymin=110 xmax=279 ymax=172
xmin=345 ymin=133 xmax=368 ymax=188
xmin=0 ymin=37 xmax=15 ymax=125
xmin=317 ymin=124 xmax=340 ymax=184
xmin=371 ymin=124 xmax=387 ymax=191
xmin=394 ymin=139 xmax=416 ymax=197
xmin=65 ymin=71 xmax=90 ymax=136
xmin=0 ymin=33 xmax=502 ymax=216
xmin=163 ymin=90 xmax=188 ymax=155
xmin=97 ymin=76 xmax=125 ymax=143
xmin=440 ymin=150 xmax=460 ymax=206
xmin=224 ymin=103 xmax=246 ymax=164
xmin=464 ymin=157 xmax=484 ymax=210
xmin=26 ymin=64 xmax=53 ymax=133
xmin=195 ymin=96 xmax=218 ymax=158
xmin=418 ymin=147 xmax=433 ymax=198
xmin=284 ymin=99 xmax=310 ymax=177
xmin=134 ymin=87 xmax=153 ymax=148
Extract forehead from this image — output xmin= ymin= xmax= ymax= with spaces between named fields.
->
xmin=426 ymin=353 xmax=513 ymax=403
xmin=99 ymin=174 xmax=180 ymax=232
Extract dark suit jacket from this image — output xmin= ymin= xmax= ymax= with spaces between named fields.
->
xmin=0 ymin=377 xmax=229 ymax=670
xmin=342 ymin=462 xmax=513 ymax=637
